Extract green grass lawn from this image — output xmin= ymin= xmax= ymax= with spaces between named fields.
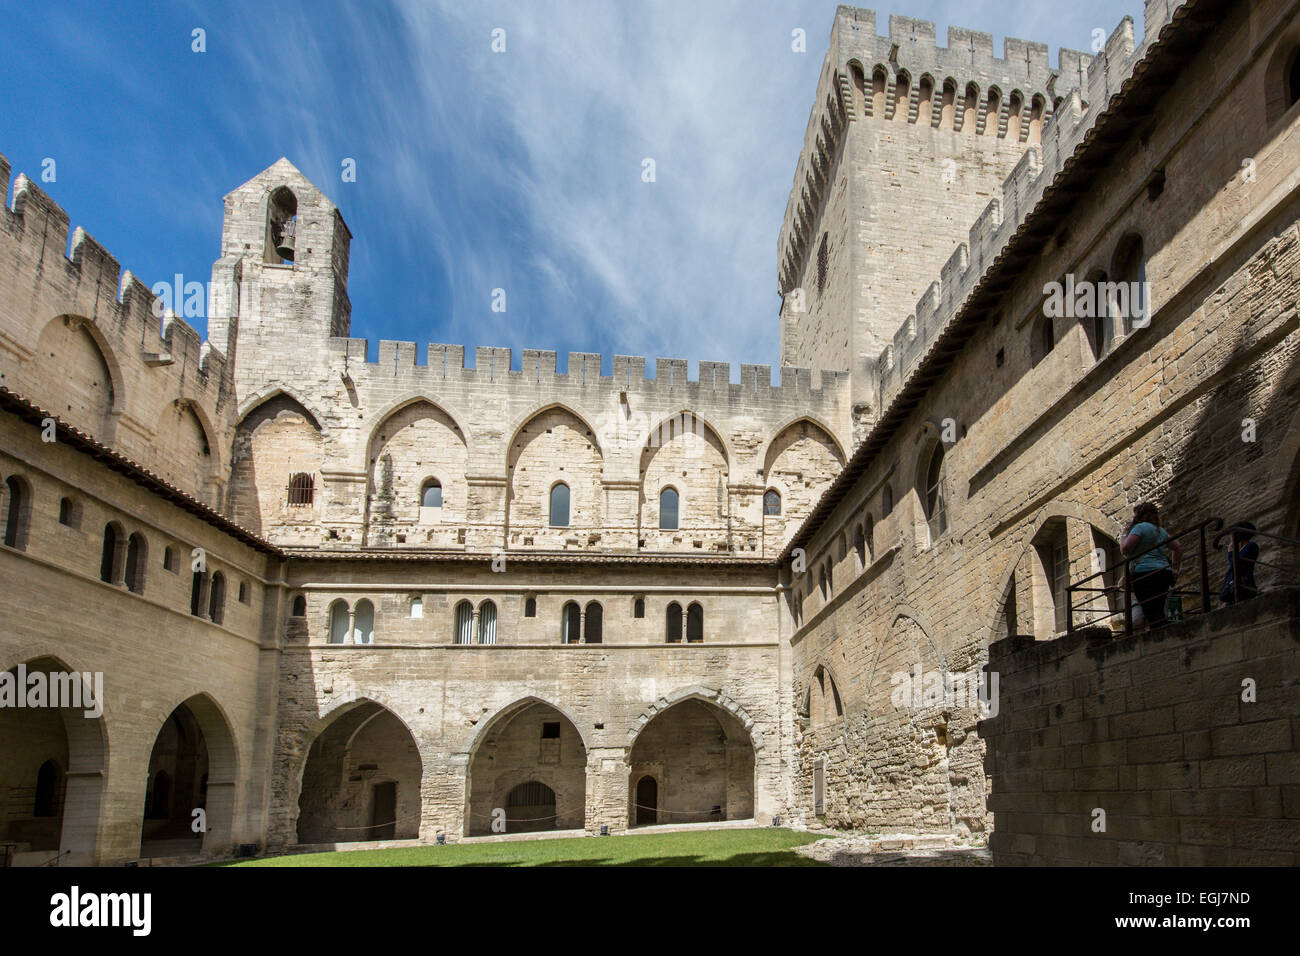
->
xmin=224 ymin=827 xmax=828 ymax=867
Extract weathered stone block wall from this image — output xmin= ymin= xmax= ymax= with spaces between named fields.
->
xmin=0 ymin=419 xmax=282 ymax=863
xmin=984 ymin=588 xmax=1300 ymax=865
xmin=787 ymin=0 xmax=1300 ymax=838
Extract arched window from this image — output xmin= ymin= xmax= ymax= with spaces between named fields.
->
xmin=865 ymin=514 xmax=874 ymax=559
xmin=477 ymin=601 xmax=497 ymax=645
xmin=881 ymin=484 xmax=894 ymax=518
xmin=100 ymin=523 xmax=121 ymax=584
xmin=562 ymin=601 xmax=581 ymax=644
xmin=3 ymin=476 xmax=31 ymax=551
xmin=854 ymin=524 xmax=866 ymax=567
xmin=190 ymin=569 xmax=209 ymax=618
xmin=58 ymin=497 xmax=77 ymax=527
xmin=686 ymin=602 xmax=703 ymax=643
xmin=410 ymin=596 xmax=423 ymax=618
xmin=633 ymin=596 xmax=645 ymax=619
xmin=524 ymin=596 xmax=537 ymax=617
xmin=665 ymin=602 xmax=682 ymax=643
xmin=925 ymin=443 xmax=948 ymax=539
xmin=454 ymin=600 xmax=474 ymax=645
xmin=34 ymin=759 xmax=61 ymax=817
xmin=836 ymin=533 xmax=847 ymax=562
xmin=209 ymin=572 xmax=227 ymax=625
xmin=329 ymin=600 xmax=350 ymax=644
xmin=763 ymin=489 xmax=781 ymax=516
xmin=549 ymin=482 xmax=570 ymax=528
xmin=287 ymin=472 xmax=314 ymax=506
xmin=584 ymin=602 xmax=603 ymax=644
xmin=1112 ymin=234 xmax=1147 ymax=333
xmin=659 ymin=487 xmax=679 ymax=530
xmin=125 ymin=532 xmax=147 ymax=594
xmin=420 ymin=478 xmax=443 ymax=508
xmin=291 ymin=595 xmax=307 ymax=616
xmin=1034 ymin=315 xmax=1055 ymax=364
xmin=163 ymin=546 xmax=178 ymax=573
xmin=818 ymin=564 xmax=829 ymax=599
xmin=1083 ymin=269 xmax=1113 ymax=360
xmin=350 ymin=598 xmax=372 ymax=643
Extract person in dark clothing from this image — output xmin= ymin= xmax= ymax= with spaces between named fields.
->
xmin=1221 ymin=521 xmax=1260 ymax=605
xmin=1121 ymin=502 xmax=1182 ymax=629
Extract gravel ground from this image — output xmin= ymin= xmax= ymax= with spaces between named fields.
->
xmin=795 ymin=832 xmax=992 ymax=866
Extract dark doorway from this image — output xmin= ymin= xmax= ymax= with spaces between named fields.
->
xmin=369 ymin=782 xmax=397 ymax=840
xmin=635 ymin=775 xmax=658 ymax=826
xmin=506 ymin=780 xmax=557 ymax=833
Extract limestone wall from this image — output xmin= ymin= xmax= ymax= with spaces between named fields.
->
xmin=785 ymin=0 xmax=1300 ymax=837
xmin=984 ymin=588 xmax=1300 ymax=865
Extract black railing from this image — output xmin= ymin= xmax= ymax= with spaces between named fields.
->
xmin=1067 ymin=516 xmax=1299 ymax=636
xmin=1067 ymin=516 xmax=1223 ymax=636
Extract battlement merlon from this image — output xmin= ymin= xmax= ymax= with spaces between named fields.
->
xmin=323 ymin=338 xmax=852 ymax=399
xmin=1 ymin=161 xmax=229 ymax=380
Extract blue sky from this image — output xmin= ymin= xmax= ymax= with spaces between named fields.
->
xmin=2 ymin=0 xmax=1140 ymax=375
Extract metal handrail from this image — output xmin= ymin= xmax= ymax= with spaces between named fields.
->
xmin=1066 ymin=516 xmax=1223 ymax=636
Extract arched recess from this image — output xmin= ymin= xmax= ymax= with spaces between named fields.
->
xmin=761 ymin=418 xmax=846 ymax=548
xmin=364 ymin=398 xmax=468 ymax=547
xmin=802 ymin=663 xmax=845 ymax=730
xmin=860 ymin=613 xmax=951 ymax=830
xmin=464 ymin=698 xmax=587 ymax=836
xmin=31 ymin=315 xmax=121 ymax=438
xmin=638 ymin=410 xmax=730 ymax=548
xmin=507 ymin=405 xmax=603 ymax=546
xmin=295 ymin=698 xmax=423 ymax=845
xmin=160 ymin=399 xmax=218 ymax=504
xmin=627 ymin=695 xmax=756 ymax=826
xmin=0 ymin=655 xmax=108 ymax=865
xmin=982 ymin=499 xmax=1130 ymax=643
xmin=138 ymin=692 xmax=239 ymax=858
xmin=228 ymin=391 xmax=324 ymax=537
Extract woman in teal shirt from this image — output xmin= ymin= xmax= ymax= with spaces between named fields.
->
xmin=1121 ymin=502 xmax=1183 ymax=629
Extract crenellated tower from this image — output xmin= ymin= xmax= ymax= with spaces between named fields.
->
xmin=777 ymin=7 xmax=1090 ymax=437
xmin=208 ymin=158 xmax=353 ymax=399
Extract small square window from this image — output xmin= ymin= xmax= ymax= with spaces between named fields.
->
xmin=541 ymin=721 xmax=561 ymax=739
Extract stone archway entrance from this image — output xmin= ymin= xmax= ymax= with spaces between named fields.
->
xmin=296 ymin=701 xmax=422 ymax=845
xmin=138 ymin=694 xmax=238 ymax=859
xmin=0 ymin=657 xmax=108 ymax=865
xmin=628 ymin=699 xmax=755 ymax=827
xmin=466 ymin=700 xmax=586 ymax=836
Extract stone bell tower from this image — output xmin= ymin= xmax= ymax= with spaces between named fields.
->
xmin=207 ymin=158 xmax=353 ymax=398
